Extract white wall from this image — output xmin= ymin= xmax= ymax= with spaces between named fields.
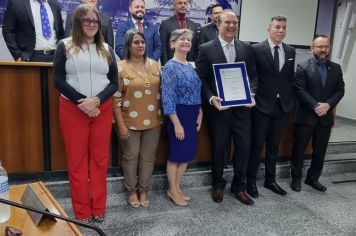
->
xmin=239 ymin=0 xmax=318 ymax=46
xmin=331 ymin=1 xmax=356 ymax=120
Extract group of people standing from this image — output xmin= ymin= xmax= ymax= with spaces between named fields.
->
xmin=2 ymin=0 xmax=345 ymax=223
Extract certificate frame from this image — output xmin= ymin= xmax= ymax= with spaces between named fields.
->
xmin=213 ymin=62 xmax=252 ymax=107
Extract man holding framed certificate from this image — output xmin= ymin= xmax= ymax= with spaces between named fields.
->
xmin=196 ymin=10 xmax=257 ymax=205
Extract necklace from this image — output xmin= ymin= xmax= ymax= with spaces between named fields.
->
xmin=127 ymin=61 xmax=151 ymax=88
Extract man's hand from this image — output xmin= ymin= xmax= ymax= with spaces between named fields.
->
xmin=245 ymin=94 xmax=256 ymax=108
xmin=211 ymin=96 xmax=229 ymax=111
xmin=314 ymin=103 xmax=330 ymax=117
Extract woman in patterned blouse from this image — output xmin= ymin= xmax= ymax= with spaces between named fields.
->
xmin=113 ymin=29 xmax=163 ymax=208
xmin=162 ymin=29 xmax=203 ymax=206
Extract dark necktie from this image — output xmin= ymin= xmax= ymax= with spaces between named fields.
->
xmin=179 ymin=17 xmax=187 ymax=29
xmin=318 ymin=63 xmax=327 ymax=87
xmin=274 ymin=45 xmax=280 ymax=72
xmin=38 ymin=0 xmax=52 ymax=39
xmin=137 ymin=21 xmax=143 ymax=32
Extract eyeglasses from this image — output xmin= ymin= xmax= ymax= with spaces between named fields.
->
xmin=81 ymin=18 xmax=100 ymax=27
xmin=313 ymin=45 xmax=330 ymax=49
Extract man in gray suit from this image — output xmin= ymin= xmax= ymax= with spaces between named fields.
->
xmin=246 ymin=16 xmax=296 ymax=198
xmin=159 ymin=0 xmax=198 ymax=65
xmin=65 ymin=0 xmax=114 ymax=49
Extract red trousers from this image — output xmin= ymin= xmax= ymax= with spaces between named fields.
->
xmin=59 ymin=96 xmax=112 ymax=219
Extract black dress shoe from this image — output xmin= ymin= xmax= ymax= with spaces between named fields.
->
xmin=304 ymin=180 xmax=327 ymax=192
xmin=290 ymin=179 xmax=301 ymax=192
xmin=264 ymin=182 xmax=287 ymax=195
xmin=231 ymin=191 xmax=254 ymax=205
xmin=212 ymin=189 xmax=224 ymax=203
xmin=246 ymin=183 xmax=259 ymax=198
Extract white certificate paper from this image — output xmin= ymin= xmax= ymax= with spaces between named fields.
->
xmin=219 ymin=67 xmax=247 ymax=101
xmin=213 ymin=62 xmax=252 ymax=107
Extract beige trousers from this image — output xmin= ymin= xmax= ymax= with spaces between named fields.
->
xmin=121 ymin=125 xmax=161 ymax=193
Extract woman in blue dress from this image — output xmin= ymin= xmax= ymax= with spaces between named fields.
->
xmin=162 ymin=29 xmax=203 ymax=206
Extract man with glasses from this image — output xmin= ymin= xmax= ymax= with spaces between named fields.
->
xmin=65 ymin=0 xmax=114 ymax=49
xmin=199 ymin=3 xmax=223 ymax=45
xmin=2 ymin=0 xmax=64 ymax=62
xmin=290 ymin=35 xmax=345 ymax=192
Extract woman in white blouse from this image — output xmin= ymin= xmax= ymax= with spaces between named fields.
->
xmin=53 ymin=4 xmax=117 ymax=222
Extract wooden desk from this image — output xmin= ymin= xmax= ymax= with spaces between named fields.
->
xmin=0 ymin=182 xmax=81 ymax=236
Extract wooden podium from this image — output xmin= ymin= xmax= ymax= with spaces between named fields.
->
xmin=0 ymin=182 xmax=81 ymax=236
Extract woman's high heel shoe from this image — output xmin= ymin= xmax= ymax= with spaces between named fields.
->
xmin=179 ymin=193 xmax=191 ymax=201
xmin=167 ymin=191 xmax=188 ymax=206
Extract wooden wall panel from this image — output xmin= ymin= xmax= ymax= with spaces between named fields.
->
xmin=0 ymin=62 xmax=313 ymax=174
xmin=47 ymin=69 xmax=68 ymax=171
xmin=0 ymin=66 xmax=44 ymax=172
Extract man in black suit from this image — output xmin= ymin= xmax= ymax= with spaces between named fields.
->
xmin=246 ymin=16 xmax=296 ymax=198
xmin=196 ymin=10 xmax=257 ymax=205
xmin=159 ymin=0 xmax=198 ymax=65
xmin=199 ymin=3 xmax=223 ymax=45
xmin=2 ymin=0 xmax=64 ymax=62
xmin=290 ymin=35 xmax=345 ymax=192
xmin=65 ymin=0 xmax=114 ymax=49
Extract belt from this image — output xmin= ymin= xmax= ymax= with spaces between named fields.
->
xmin=33 ymin=50 xmax=55 ymax=55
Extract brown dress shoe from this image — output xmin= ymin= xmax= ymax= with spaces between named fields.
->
xmin=232 ymin=191 xmax=254 ymax=205
xmin=212 ymin=189 xmax=224 ymax=203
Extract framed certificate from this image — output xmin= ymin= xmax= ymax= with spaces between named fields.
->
xmin=213 ymin=62 xmax=252 ymax=107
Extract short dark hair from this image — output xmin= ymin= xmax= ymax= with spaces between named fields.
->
xmin=271 ymin=15 xmax=287 ymax=22
xmin=123 ymin=29 xmax=147 ymax=61
xmin=313 ymin=34 xmax=329 ymax=41
xmin=130 ymin=0 xmax=145 ymax=5
xmin=209 ymin=3 xmax=222 ymax=14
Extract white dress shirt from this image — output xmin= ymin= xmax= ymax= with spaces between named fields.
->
xmin=268 ymin=38 xmax=285 ymax=71
xmin=30 ymin=0 xmax=57 ymax=50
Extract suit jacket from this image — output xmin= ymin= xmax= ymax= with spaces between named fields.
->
xmin=2 ymin=0 xmax=64 ymax=61
xmin=115 ymin=19 xmax=161 ymax=61
xmin=159 ymin=15 xmax=198 ymax=65
xmin=294 ymin=57 xmax=345 ymax=126
xmin=196 ymin=38 xmax=258 ymax=119
xmin=253 ymin=39 xmax=296 ymax=114
xmin=65 ymin=12 xmax=114 ymax=49
xmin=199 ymin=23 xmax=217 ymax=45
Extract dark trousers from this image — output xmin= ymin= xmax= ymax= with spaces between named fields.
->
xmin=207 ymin=107 xmax=251 ymax=194
xmin=247 ymin=100 xmax=290 ymax=184
xmin=29 ymin=51 xmax=54 ymax=62
xmin=290 ymin=123 xmax=332 ymax=182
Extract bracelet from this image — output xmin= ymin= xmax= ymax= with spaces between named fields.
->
xmin=93 ymin=97 xmax=101 ymax=107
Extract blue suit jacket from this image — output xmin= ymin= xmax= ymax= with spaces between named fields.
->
xmin=115 ymin=19 xmax=161 ymax=61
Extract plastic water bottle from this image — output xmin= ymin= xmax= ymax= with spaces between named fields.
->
xmin=0 ymin=161 xmax=10 ymax=223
